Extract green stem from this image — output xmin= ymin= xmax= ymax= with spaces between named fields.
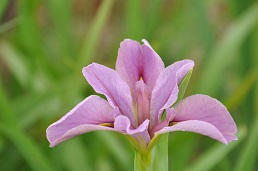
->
xmin=134 ymin=133 xmax=169 ymax=171
xmin=134 ymin=150 xmax=152 ymax=171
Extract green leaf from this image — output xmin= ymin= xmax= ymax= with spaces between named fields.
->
xmin=183 ymin=126 xmax=246 ymax=171
xmin=175 ymin=69 xmax=193 ymax=104
xmin=196 ymin=2 xmax=258 ymax=96
xmin=152 ymin=133 xmax=168 ymax=171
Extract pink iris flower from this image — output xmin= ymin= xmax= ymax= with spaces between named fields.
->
xmin=47 ymin=39 xmax=237 ymax=149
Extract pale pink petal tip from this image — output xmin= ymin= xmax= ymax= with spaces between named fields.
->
xmin=142 ymin=39 xmax=151 ymax=47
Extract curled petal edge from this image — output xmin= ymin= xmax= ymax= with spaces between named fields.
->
xmin=114 ymin=115 xmax=150 ymax=149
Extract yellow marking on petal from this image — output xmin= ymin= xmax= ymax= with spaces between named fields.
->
xmin=139 ymin=76 xmax=143 ymax=80
xmin=169 ymin=122 xmax=178 ymax=126
xmin=99 ymin=123 xmax=114 ymax=127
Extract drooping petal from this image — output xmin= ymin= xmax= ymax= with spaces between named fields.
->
xmin=114 ymin=115 xmax=150 ymax=149
xmin=156 ymin=120 xmax=228 ymax=144
xmin=134 ymin=80 xmax=151 ymax=126
xmin=83 ymin=63 xmax=136 ymax=126
xmin=157 ymin=95 xmax=237 ymax=144
xmin=47 ymin=95 xmax=117 ymax=147
xmin=116 ymin=39 xmax=164 ymax=91
xmin=150 ymin=60 xmax=194 ymax=127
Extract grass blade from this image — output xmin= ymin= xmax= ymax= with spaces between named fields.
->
xmin=125 ymin=0 xmax=143 ymax=40
xmin=78 ymin=0 xmax=114 ymax=68
xmin=60 ymin=139 xmax=92 ymax=171
xmin=0 ymin=77 xmax=16 ymax=124
xmin=0 ymin=124 xmax=55 ymax=171
xmin=0 ymin=17 xmax=19 ymax=34
xmin=196 ymin=3 xmax=258 ymax=96
xmin=234 ymin=117 xmax=258 ymax=171
xmin=0 ymin=78 xmax=54 ymax=171
xmin=46 ymin=0 xmax=74 ymax=57
xmin=224 ymin=69 xmax=257 ymax=110
xmin=234 ymin=22 xmax=258 ymax=171
xmin=183 ymin=126 xmax=246 ymax=171
xmin=0 ymin=40 xmax=29 ymax=87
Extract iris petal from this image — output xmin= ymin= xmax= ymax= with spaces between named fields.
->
xmin=114 ymin=115 xmax=150 ymax=149
xmin=116 ymin=39 xmax=164 ymax=91
xmin=83 ymin=63 xmax=136 ymax=126
xmin=156 ymin=95 xmax=237 ymax=144
xmin=47 ymin=95 xmax=117 ymax=147
xmin=150 ymin=60 xmax=194 ymax=128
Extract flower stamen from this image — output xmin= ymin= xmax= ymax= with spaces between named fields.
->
xmin=99 ymin=123 xmax=114 ymax=127
xmin=168 ymin=121 xmax=178 ymax=126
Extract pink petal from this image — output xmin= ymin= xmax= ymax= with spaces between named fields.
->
xmin=46 ymin=95 xmax=117 ymax=147
xmin=141 ymin=40 xmax=165 ymax=90
xmin=156 ymin=120 xmax=228 ymax=144
xmin=116 ymin=39 xmax=164 ymax=91
xmin=134 ymin=80 xmax=151 ymax=126
xmin=83 ymin=63 xmax=136 ymax=126
xmin=157 ymin=95 xmax=238 ymax=144
xmin=114 ymin=115 xmax=150 ymax=148
xmin=150 ymin=60 xmax=194 ymax=128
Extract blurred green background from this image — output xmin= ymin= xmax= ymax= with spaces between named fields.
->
xmin=0 ymin=0 xmax=258 ymax=170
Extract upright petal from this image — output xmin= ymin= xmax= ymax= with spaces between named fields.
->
xmin=83 ymin=63 xmax=136 ymax=126
xmin=116 ymin=39 xmax=141 ymax=90
xmin=157 ymin=95 xmax=237 ymax=144
xmin=114 ymin=115 xmax=150 ymax=149
xmin=116 ymin=39 xmax=164 ymax=91
xmin=134 ymin=80 xmax=151 ymax=126
xmin=46 ymin=95 xmax=117 ymax=147
xmin=141 ymin=40 xmax=165 ymax=90
xmin=150 ymin=60 xmax=194 ymax=127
